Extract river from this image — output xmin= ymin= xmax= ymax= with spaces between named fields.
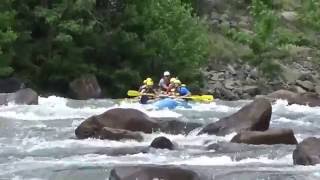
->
xmin=0 ymin=96 xmax=320 ymax=179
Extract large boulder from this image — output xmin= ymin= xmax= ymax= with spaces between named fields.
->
xmin=150 ymin=136 xmax=174 ymax=150
xmin=69 ymin=74 xmax=102 ymax=100
xmin=0 ymin=88 xmax=38 ymax=105
xmin=267 ymin=89 xmax=320 ymax=107
xmin=293 ymin=137 xmax=320 ymax=165
xmin=75 ymin=108 xmax=160 ymax=139
xmin=110 ymin=166 xmax=200 ymax=180
xmin=198 ymin=98 xmax=271 ymax=136
xmin=94 ymin=127 xmax=143 ymax=141
xmin=231 ymin=129 xmax=297 ymax=145
xmin=0 ymin=77 xmax=25 ymax=93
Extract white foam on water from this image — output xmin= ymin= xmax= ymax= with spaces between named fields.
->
xmin=273 ymin=117 xmax=312 ymax=126
xmin=273 ymin=99 xmax=320 ymax=115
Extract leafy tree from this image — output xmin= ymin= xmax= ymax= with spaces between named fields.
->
xmin=0 ymin=0 xmax=17 ymax=77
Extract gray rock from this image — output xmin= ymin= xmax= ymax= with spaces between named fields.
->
xmin=231 ymin=128 xmax=297 ymax=145
xmin=69 ymin=74 xmax=102 ymax=100
xmin=227 ymin=64 xmax=237 ymax=75
xmin=294 ymin=85 xmax=307 ymax=94
xmin=296 ymin=80 xmax=314 ymax=91
xmin=315 ymin=85 xmax=320 ymax=95
xmin=110 ymin=166 xmax=200 ymax=180
xmin=224 ymin=80 xmax=236 ymax=90
xmin=293 ymin=137 xmax=320 ymax=165
xmin=199 ymin=98 xmax=272 ymax=135
xmin=97 ymin=127 xmax=143 ymax=141
xmin=0 ymin=88 xmax=38 ymax=105
xmin=242 ymin=86 xmax=259 ymax=96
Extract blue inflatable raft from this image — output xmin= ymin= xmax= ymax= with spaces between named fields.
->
xmin=153 ymin=98 xmax=191 ymax=109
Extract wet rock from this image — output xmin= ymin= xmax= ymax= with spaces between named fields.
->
xmin=0 ymin=77 xmax=25 ymax=93
xmin=231 ymin=129 xmax=297 ymax=145
xmin=0 ymin=88 xmax=38 ymax=105
xmin=110 ymin=166 xmax=200 ymax=180
xmin=198 ymin=98 xmax=271 ymax=136
xmin=96 ymin=127 xmax=143 ymax=141
xmin=296 ymin=80 xmax=314 ymax=91
xmin=293 ymin=137 xmax=320 ymax=165
xmin=69 ymin=74 xmax=101 ymax=100
xmin=267 ymin=89 xmax=320 ymax=107
xmin=75 ymin=108 xmax=160 ymax=139
xmin=150 ymin=136 xmax=173 ymax=150
xmin=315 ymin=85 xmax=320 ymax=95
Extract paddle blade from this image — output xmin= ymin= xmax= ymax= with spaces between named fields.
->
xmin=127 ymin=90 xmax=141 ymax=97
xmin=201 ymin=95 xmax=214 ymax=102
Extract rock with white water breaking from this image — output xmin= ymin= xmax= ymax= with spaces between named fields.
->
xmin=75 ymin=108 xmax=160 ymax=139
xmin=231 ymin=129 xmax=297 ymax=145
xmin=293 ymin=137 xmax=320 ymax=165
xmin=150 ymin=136 xmax=174 ymax=150
xmin=267 ymin=89 xmax=320 ymax=107
xmin=110 ymin=166 xmax=200 ymax=180
xmin=198 ymin=98 xmax=271 ymax=136
xmin=69 ymin=74 xmax=102 ymax=100
xmin=0 ymin=88 xmax=38 ymax=105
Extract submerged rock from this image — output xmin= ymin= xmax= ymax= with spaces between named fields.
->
xmin=231 ymin=129 xmax=297 ymax=145
xmin=75 ymin=108 xmax=160 ymax=139
xmin=293 ymin=137 xmax=320 ymax=165
xmin=198 ymin=98 xmax=271 ymax=136
xmin=150 ymin=136 xmax=174 ymax=150
xmin=110 ymin=166 xmax=200 ymax=180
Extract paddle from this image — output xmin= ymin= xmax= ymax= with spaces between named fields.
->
xmin=183 ymin=95 xmax=214 ymax=102
xmin=127 ymin=90 xmax=156 ymax=97
xmin=127 ymin=90 xmax=214 ymax=102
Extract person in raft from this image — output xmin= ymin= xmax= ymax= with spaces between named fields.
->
xmin=158 ymin=71 xmax=171 ymax=92
xmin=166 ymin=77 xmax=177 ymax=95
xmin=174 ymin=79 xmax=191 ymax=97
xmin=140 ymin=80 xmax=157 ymax=94
xmin=139 ymin=80 xmax=157 ymax=104
xmin=139 ymin=77 xmax=152 ymax=92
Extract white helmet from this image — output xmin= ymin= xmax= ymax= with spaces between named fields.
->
xmin=163 ymin=71 xmax=170 ymax=76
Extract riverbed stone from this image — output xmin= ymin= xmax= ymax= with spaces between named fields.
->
xmin=75 ymin=108 xmax=160 ymax=139
xmin=0 ymin=88 xmax=38 ymax=105
xmin=198 ymin=98 xmax=271 ymax=136
xmin=231 ymin=129 xmax=297 ymax=145
xmin=293 ymin=137 xmax=320 ymax=165
xmin=69 ymin=74 xmax=102 ymax=100
xmin=110 ymin=166 xmax=200 ymax=180
xmin=296 ymin=80 xmax=314 ymax=91
xmin=150 ymin=136 xmax=174 ymax=150
xmin=96 ymin=127 xmax=143 ymax=141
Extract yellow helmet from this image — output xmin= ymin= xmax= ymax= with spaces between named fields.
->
xmin=170 ymin=78 xmax=176 ymax=83
xmin=143 ymin=80 xmax=147 ymax=84
xmin=174 ymin=79 xmax=181 ymax=84
xmin=146 ymin=81 xmax=154 ymax=86
xmin=146 ymin=77 xmax=152 ymax=82
xmin=181 ymin=84 xmax=186 ymax=87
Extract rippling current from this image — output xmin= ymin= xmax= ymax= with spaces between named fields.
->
xmin=1 ymin=96 xmax=320 ymax=179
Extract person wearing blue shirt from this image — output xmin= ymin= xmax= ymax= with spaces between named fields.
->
xmin=173 ymin=79 xmax=191 ymax=97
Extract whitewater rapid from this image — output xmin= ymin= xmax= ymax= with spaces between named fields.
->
xmin=1 ymin=96 xmax=320 ymax=179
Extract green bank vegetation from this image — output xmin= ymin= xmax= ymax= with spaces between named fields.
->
xmin=0 ymin=0 xmax=319 ymax=97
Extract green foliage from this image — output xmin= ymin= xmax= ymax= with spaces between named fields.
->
xmin=2 ymin=0 xmax=208 ymax=97
xmin=300 ymin=0 xmax=320 ymax=30
xmin=0 ymin=0 xmax=17 ymax=77
xmin=224 ymin=0 xmax=297 ymax=78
